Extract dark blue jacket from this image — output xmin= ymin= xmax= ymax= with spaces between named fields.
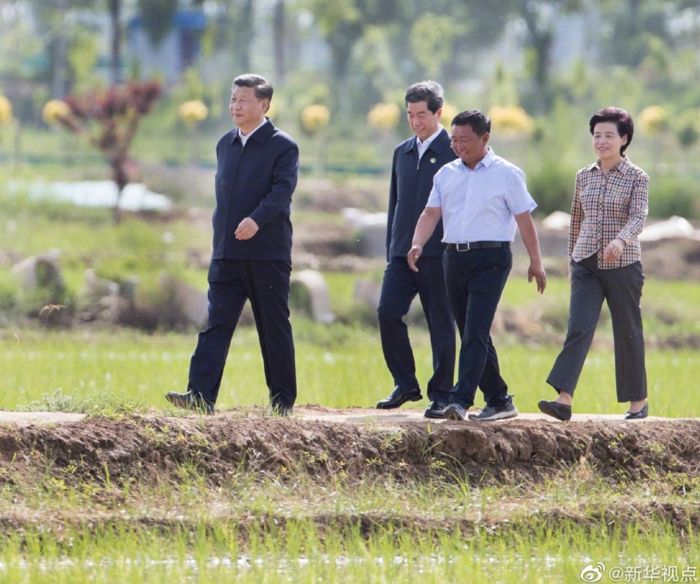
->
xmin=386 ymin=128 xmax=457 ymax=259
xmin=212 ymin=119 xmax=299 ymax=261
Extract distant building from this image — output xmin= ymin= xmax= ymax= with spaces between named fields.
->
xmin=128 ymin=10 xmax=206 ymax=85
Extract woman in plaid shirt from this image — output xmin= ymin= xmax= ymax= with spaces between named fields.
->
xmin=538 ymin=107 xmax=649 ymax=421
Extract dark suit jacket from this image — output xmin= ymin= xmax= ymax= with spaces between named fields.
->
xmin=212 ymin=119 xmax=299 ymax=261
xmin=386 ymin=127 xmax=457 ymax=260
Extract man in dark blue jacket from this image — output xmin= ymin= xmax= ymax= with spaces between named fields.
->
xmin=166 ymin=74 xmax=298 ymax=416
xmin=375 ymin=81 xmax=456 ymax=418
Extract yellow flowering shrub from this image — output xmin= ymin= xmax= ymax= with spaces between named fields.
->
xmin=266 ymin=99 xmax=278 ymax=120
xmin=178 ymin=100 xmax=209 ymax=125
xmin=488 ymin=105 xmax=534 ymax=137
xmin=0 ymin=95 xmax=12 ymax=125
xmin=367 ymin=102 xmax=400 ymax=130
xmin=301 ymin=104 xmax=330 ymax=135
xmin=440 ymin=102 xmax=459 ymax=128
xmin=639 ymin=105 xmax=668 ymax=134
xmin=42 ymin=100 xmax=71 ymax=125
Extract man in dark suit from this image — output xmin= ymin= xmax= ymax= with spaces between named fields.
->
xmin=375 ymin=81 xmax=456 ymax=418
xmin=166 ymin=74 xmax=298 ymax=416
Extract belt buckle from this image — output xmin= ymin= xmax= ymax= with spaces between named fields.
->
xmin=459 ymin=242 xmax=471 ymax=252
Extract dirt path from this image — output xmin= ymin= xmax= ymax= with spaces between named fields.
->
xmin=1 ymin=406 xmax=697 ymax=489
xmin=0 ymin=405 xmax=674 ymax=427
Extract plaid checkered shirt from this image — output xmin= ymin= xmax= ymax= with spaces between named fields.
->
xmin=569 ymin=156 xmax=649 ymax=270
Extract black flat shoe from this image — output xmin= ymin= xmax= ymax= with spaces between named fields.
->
xmin=424 ymin=401 xmax=448 ymax=419
xmin=375 ymin=387 xmax=423 ymax=409
xmin=537 ymin=399 xmax=572 ymax=421
xmin=624 ymin=403 xmax=648 ymax=420
xmin=165 ymin=390 xmax=215 ymax=415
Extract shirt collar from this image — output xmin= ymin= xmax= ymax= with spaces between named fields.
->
xmin=403 ymin=127 xmax=449 ymax=154
xmin=231 ymin=117 xmax=270 ymax=144
xmin=459 ymin=146 xmax=495 ymax=170
xmin=417 ymin=126 xmax=443 ymax=149
xmin=591 ymin=155 xmax=631 ymax=174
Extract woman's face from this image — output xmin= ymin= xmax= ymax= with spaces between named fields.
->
xmin=592 ymin=122 xmax=628 ymax=161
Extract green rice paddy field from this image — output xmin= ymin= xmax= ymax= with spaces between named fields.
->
xmin=1 ymin=304 xmax=700 ymax=582
xmin=2 ymin=191 xmax=700 ymax=582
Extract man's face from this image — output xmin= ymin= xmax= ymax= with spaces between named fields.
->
xmin=406 ymin=101 xmax=441 ymax=142
xmin=450 ymin=124 xmax=489 ymax=168
xmin=229 ymin=85 xmax=268 ymax=131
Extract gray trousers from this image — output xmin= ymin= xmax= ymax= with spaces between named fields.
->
xmin=547 ymin=255 xmax=647 ymax=402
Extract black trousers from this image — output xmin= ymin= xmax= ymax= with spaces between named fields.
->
xmin=443 ymin=247 xmax=512 ymax=409
xmin=377 ymin=256 xmax=455 ymax=402
xmin=547 ymin=255 xmax=647 ymax=402
xmin=188 ymin=258 xmax=297 ymax=408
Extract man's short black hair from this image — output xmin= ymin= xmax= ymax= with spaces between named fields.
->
xmin=232 ymin=74 xmax=274 ymax=103
xmin=451 ymin=110 xmax=490 ymax=136
xmin=589 ymin=106 xmax=634 ymax=154
xmin=404 ymin=80 xmax=444 ymax=114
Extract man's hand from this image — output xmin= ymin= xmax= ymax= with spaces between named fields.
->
xmin=235 ymin=217 xmax=259 ymax=240
xmin=407 ymin=244 xmax=423 ymax=272
xmin=603 ymin=238 xmax=625 ymax=263
xmin=528 ymin=262 xmax=547 ymax=294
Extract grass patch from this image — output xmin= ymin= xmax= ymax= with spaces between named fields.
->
xmin=1 ymin=328 xmax=699 ymax=417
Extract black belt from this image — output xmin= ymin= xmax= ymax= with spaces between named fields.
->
xmin=446 ymin=241 xmax=511 ymax=252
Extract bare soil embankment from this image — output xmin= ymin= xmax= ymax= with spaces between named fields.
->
xmin=1 ymin=408 xmax=698 ymax=486
xmin=1 ymin=408 xmax=699 ymax=537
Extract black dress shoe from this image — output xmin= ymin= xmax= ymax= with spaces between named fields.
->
xmin=165 ymin=391 xmax=215 ymax=415
xmin=624 ymin=402 xmax=648 ymax=420
xmin=424 ymin=401 xmax=448 ymax=419
xmin=443 ymin=403 xmax=467 ymax=421
xmin=537 ymin=399 xmax=572 ymax=421
xmin=375 ymin=387 xmax=423 ymax=410
xmin=269 ymin=403 xmax=293 ymax=417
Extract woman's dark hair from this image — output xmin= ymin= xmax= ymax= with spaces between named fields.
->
xmin=589 ymin=107 xmax=634 ymax=154
xmin=451 ymin=109 xmax=490 ymax=136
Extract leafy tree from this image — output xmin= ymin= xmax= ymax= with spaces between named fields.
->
xmin=511 ymin=0 xmax=584 ymax=114
xmin=410 ymin=13 xmax=465 ymax=79
xmin=138 ymin=0 xmax=180 ymax=48
xmin=52 ymin=81 xmax=163 ymax=223
xmin=107 ymin=0 xmax=122 ymax=85
xmin=304 ymin=0 xmax=400 ymax=117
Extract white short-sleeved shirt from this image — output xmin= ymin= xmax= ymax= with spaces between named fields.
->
xmin=427 ymin=147 xmax=537 ymax=243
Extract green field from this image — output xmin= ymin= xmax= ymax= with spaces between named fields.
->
xmin=1 ymin=326 xmax=699 ymax=419
xmin=3 ymin=169 xmax=700 ymax=583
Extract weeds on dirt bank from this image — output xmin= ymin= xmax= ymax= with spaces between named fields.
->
xmin=1 ymin=410 xmax=700 ymax=581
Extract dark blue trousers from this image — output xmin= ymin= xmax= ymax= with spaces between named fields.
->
xmin=188 ymin=258 xmax=297 ymax=408
xmin=547 ymin=255 xmax=647 ymax=402
xmin=377 ymin=256 xmax=455 ymax=402
xmin=444 ymin=247 xmax=512 ymax=409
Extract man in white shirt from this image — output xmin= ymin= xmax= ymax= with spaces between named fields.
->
xmin=408 ymin=109 xmax=546 ymax=421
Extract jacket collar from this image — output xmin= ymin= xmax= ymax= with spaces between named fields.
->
xmin=402 ymin=126 xmax=451 ymax=156
xmin=230 ymin=117 xmax=275 ymax=145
